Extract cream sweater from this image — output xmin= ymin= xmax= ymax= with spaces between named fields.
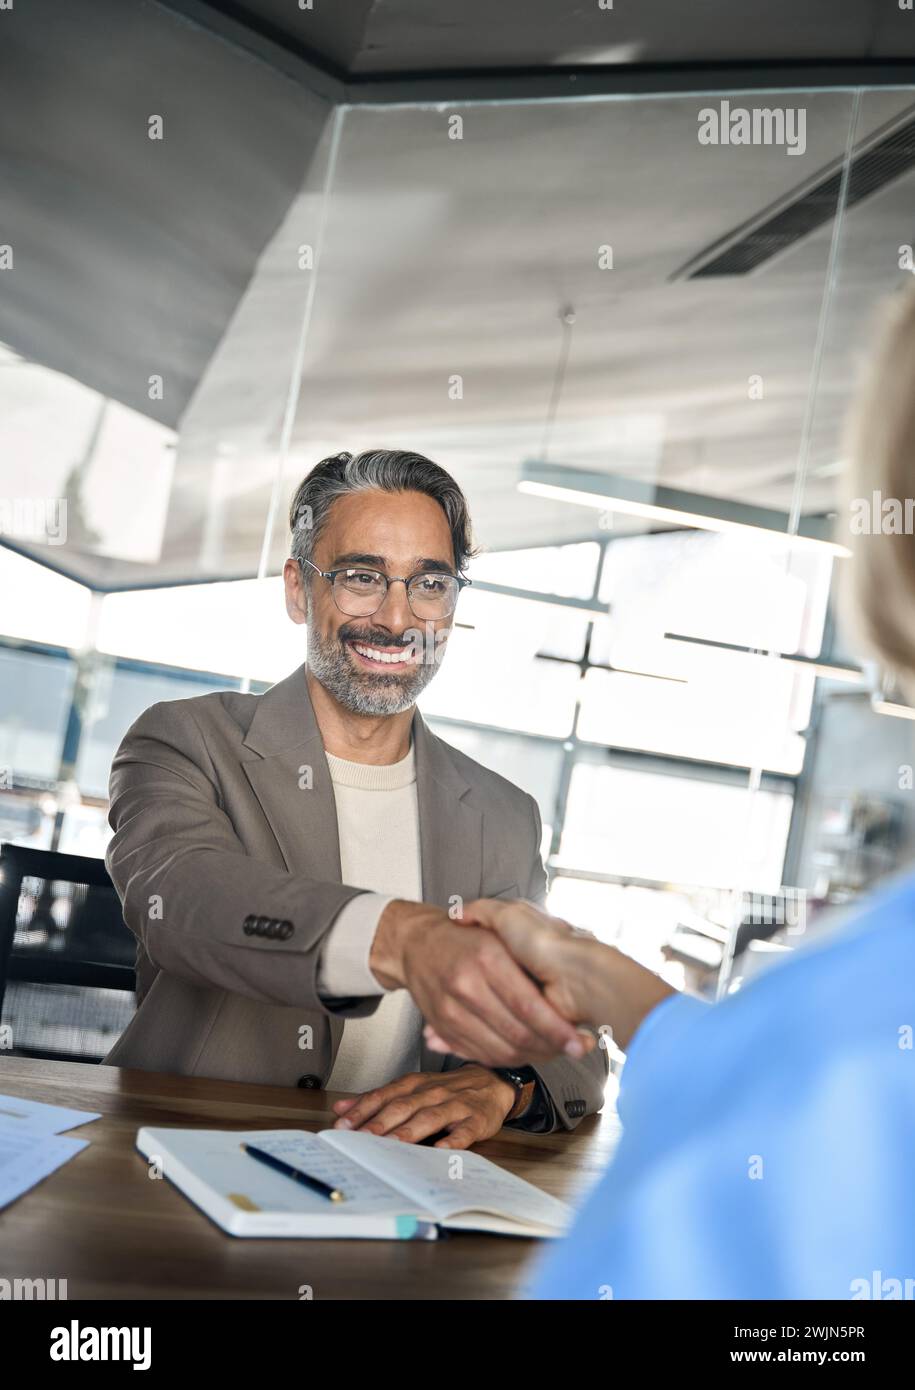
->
xmin=320 ymin=742 xmax=424 ymax=1093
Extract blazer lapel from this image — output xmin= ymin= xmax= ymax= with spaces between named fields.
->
xmin=412 ymin=709 xmax=483 ymax=911
xmin=413 ymin=711 xmax=484 ymax=1075
xmin=240 ymin=664 xmax=342 ymax=882
xmin=238 ymin=668 xmax=482 ymax=1071
xmin=240 ymin=664 xmax=346 ymax=1057
xmin=241 ymin=666 xmax=484 ymax=909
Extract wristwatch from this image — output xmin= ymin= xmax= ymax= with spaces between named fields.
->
xmin=494 ymin=1065 xmax=544 ymax=1127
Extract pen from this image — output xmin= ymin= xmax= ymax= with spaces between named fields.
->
xmin=242 ymin=1143 xmax=346 ymax=1202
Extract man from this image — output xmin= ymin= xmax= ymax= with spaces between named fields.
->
xmin=104 ymin=449 xmax=607 ymax=1146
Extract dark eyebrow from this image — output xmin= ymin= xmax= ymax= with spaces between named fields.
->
xmin=328 ymin=553 xmax=456 ymax=575
xmin=329 ymin=552 xmax=387 ymax=569
xmin=412 ymin=556 xmax=457 ymax=575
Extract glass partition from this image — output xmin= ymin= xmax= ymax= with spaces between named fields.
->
xmin=2 ymin=74 xmax=914 ymax=1006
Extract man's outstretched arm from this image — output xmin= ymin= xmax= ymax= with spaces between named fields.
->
xmin=108 ymin=701 xmax=588 ymax=1064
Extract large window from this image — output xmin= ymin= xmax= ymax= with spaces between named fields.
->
xmin=557 ymin=761 xmax=793 ymax=891
xmin=74 ymin=664 xmax=246 ymax=800
xmin=0 ymin=646 xmax=75 ymax=784
xmin=419 ymin=607 xmax=581 ymax=737
xmin=577 ymin=661 xmax=811 ymax=774
xmin=0 ymin=528 xmax=824 ymax=909
xmin=97 ymin=578 xmax=304 ymax=684
xmin=4 ymin=73 xmax=902 ymax=1004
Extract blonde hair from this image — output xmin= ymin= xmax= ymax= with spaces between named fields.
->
xmin=843 ymin=286 xmax=915 ymax=696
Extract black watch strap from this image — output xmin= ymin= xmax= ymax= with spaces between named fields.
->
xmin=494 ymin=1065 xmax=549 ymax=1129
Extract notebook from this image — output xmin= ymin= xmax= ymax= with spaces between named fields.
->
xmin=135 ymin=1125 xmax=573 ymax=1240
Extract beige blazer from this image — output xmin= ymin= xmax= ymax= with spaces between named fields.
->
xmin=103 ymin=663 xmax=608 ymax=1129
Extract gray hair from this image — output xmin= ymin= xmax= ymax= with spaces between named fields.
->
xmin=289 ymin=449 xmax=475 ymax=573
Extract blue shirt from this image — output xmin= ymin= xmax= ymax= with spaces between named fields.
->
xmin=533 ymin=872 xmax=915 ymax=1299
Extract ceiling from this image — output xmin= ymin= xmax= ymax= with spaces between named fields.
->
xmin=2 ymin=1 xmax=915 ymax=590
xmin=168 ymin=0 xmax=915 ymax=77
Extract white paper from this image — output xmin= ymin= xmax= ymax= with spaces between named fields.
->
xmin=322 ymin=1129 xmax=573 ymax=1230
xmin=0 ymin=1093 xmax=101 ymax=1135
xmin=0 ymin=1128 xmax=88 ymax=1211
xmin=168 ymin=1129 xmax=429 ymax=1218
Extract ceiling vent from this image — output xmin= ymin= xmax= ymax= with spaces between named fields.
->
xmin=673 ymin=104 xmax=915 ymax=279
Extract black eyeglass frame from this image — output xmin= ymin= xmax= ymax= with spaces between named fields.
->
xmin=298 ymin=558 xmax=471 ymax=617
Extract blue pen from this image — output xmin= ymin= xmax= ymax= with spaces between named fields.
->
xmin=242 ymin=1143 xmax=346 ymax=1202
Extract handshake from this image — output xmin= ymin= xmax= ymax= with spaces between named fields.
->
xmin=369 ymin=896 xmax=676 ymax=1067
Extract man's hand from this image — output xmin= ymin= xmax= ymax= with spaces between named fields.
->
xmin=331 ymin=1066 xmax=517 ymax=1149
xmin=423 ymin=898 xmax=677 ymax=1057
xmin=368 ymin=899 xmax=589 ymax=1067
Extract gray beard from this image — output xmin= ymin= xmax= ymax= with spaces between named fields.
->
xmin=306 ymin=620 xmax=443 ymax=717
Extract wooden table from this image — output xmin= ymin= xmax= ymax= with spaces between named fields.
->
xmin=0 ymin=1056 xmax=620 ymax=1300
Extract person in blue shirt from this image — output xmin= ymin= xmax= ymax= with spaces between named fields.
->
xmin=459 ymin=885 xmax=915 ymax=1299
xmin=424 ymin=287 xmax=915 ymax=1299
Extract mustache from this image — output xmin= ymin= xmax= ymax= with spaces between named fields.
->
xmin=338 ymin=623 xmax=414 ymax=648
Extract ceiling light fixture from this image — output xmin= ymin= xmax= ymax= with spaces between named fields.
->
xmin=664 ymin=632 xmax=866 ymax=683
xmin=870 ymin=694 xmax=915 ymax=720
xmin=518 ymin=462 xmax=850 ymax=558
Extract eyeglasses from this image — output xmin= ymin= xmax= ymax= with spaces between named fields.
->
xmin=299 ymin=559 xmax=470 ymax=619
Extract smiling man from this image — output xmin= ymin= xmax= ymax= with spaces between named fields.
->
xmin=104 ymin=449 xmax=607 ymax=1146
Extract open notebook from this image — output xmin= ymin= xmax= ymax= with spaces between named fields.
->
xmin=136 ymin=1126 xmax=573 ymax=1240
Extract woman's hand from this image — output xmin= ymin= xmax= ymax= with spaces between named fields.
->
xmin=424 ymin=898 xmax=677 ymax=1059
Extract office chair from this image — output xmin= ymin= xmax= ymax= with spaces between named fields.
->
xmin=0 ymin=843 xmax=136 ymax=1063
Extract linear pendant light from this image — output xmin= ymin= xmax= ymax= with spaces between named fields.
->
xmin=663 ymin=631 xmax=866 ymax=684
xmin=518 ymin=462 xmax=851 ymax=558
xmin=871 ymin=695 xmax=915 ymax=720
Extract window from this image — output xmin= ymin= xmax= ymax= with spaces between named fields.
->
xmin=0 ymin=547 xmax=91 ymax=649
xmin=577 ymin=660 xmax=811 ymax=774
xmin=557 ymin=762 xmax=793 ymax=892
xmin=74 ymin=663 xmax=242 ymax=798
xmin=97 ymin=577 xmax=304 ymax=683
xmin=470 ymin=541 xmax=600 ymax=600
xmin=418 ymin=590 xmax=581 ymax=736
xmin=0 ymin=647 xmax=75 ymax=782
xmin=581 ymin=529 xmax=828 ymax=771
xmin=598 ymin=529 xmax=832 ymax=657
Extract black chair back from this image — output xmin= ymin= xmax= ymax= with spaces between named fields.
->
xmin=0 ymin=843 xmax=136 ymax=1063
